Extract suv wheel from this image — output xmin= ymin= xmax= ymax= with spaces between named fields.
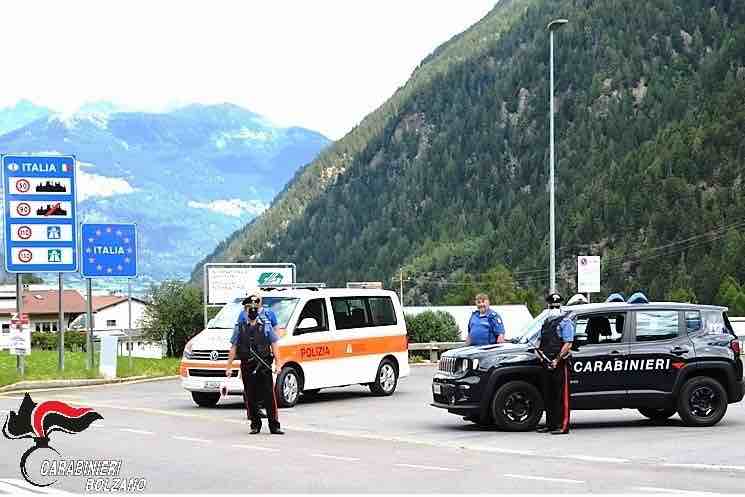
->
xmin=191 ymin=392 xmax=220 ymax=408
xmin=638 ymin=407 xmax=676 ymax=421
xmin=369 ymin=359 xmax=398 ymax=396
xmin=491 ymin=380 xmax=543 ymax=431
xmin=677 ymin=376 xmax=728 ymax=427
xmin=276 ymin=366 xmax=301 ymax=408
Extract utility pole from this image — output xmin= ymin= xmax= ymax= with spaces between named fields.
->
xmin=399 ymin=268 xmax=404 ymax=306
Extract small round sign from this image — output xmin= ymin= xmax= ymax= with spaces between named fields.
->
xmin=18 ymin=249 xmax=33 ymax=263
xmin=15 ymin=179 xmax=30 ymax=193
xmin=17 ymin=226 xmax=32 ymax=240
xmin=16 ymin=202 xmax=31 ymax=216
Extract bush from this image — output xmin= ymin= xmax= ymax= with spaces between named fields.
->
xmin=31 ymin=331 xmax=87 ymax=351
xmin=405 ymin=310 xmax=460 ymax=343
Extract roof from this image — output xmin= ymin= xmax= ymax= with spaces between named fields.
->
xmin=0 ymin=290 xmax=87 ymax=316
xmin=562 ymin=302 xmax=728 ymax=313
xmin=92 ymin=295 xmax=147 ymax=312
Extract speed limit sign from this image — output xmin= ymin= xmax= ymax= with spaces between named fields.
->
xmin=16 ymin=226 xmax=32 ymax=240
xmin=15 ymin=179 xmax=30 ymax=193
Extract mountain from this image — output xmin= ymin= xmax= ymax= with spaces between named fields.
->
xmin=0 ymin=100 xmax=52 ymax=136
xmin=195 ymin=0 xmax=745 ymax=307
xmin=0 ymin=104 xmax=330 ymax=289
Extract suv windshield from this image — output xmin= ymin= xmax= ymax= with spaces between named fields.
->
xmin=208 ymin=297 xmax=299 ymax=329
xmin=516 ymin=310 xmax=550 ymax=345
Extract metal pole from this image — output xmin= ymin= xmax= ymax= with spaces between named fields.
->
xmin=549 ymin=29 xmax=556 ymax=294
xmin=58 ymin=272 xmax=65 ymax=371
xmin=128 ymin=279 xmax=132 ymax=371
xmin=86 ymin=278 xmax=93 ymax=369
xmin=399 ymin=268 xmax=404 ymax=306
xmin=16 ymin=274 xmax=24 ymax=376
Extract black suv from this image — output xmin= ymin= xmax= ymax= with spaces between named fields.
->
xmin=431 ymin=302 xmax=744 ymax=430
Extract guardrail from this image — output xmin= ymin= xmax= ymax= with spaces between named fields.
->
xmin=408 ymin=342 xmax=465 ymax=362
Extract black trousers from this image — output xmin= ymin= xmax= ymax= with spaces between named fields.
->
xmin=240 ymin=360 xmax=280 ymax=431
xmin=542 ymin=359 xmax=571 ymax=432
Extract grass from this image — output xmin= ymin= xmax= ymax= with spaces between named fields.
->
xmin=0 ymin=349 xmax=180 ymax=388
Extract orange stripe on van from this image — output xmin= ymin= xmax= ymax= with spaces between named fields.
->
xmin=277 ymin=335 xmax=407 ymax=366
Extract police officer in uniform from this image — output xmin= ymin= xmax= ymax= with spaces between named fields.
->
xmin=226 ymin=294 xmax=284 ymax=435
xmin=536 ymin=292 xmax=575 ymax=435
xmin=466 ymin=293 xmax=505 ymax=346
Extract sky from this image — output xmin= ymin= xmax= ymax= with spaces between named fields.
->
xmin=1 ymin=1 xmax=497 ymax=140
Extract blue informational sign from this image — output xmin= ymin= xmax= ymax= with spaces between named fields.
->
xmin=2 ymin=155 xmax=78 ymax=273
xmin=81 ymin=224 xmax=137 ymax=278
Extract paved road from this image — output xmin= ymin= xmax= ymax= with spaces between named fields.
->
xmin=1 ymin=365 xmax=744 ymax=494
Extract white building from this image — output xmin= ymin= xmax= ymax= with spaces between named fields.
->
xmin=403 ymin=304 xmax=534 ymax=341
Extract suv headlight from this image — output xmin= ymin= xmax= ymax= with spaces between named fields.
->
xmin=456 ymin=358 xmax=479 ymax=373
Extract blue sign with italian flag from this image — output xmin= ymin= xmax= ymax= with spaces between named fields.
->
xmin=81 ymin=224 xmax=137 ymax=278
xmin=2 ymin=154 xmax=78 ymax=273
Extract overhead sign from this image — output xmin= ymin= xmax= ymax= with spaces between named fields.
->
xmin=578 ymin=256 xmax=601 ymax=293
xmin=3 ymin=155 xmax=78 ymax=272
xmin=81 ymin=223 xmax=137 ymax=277
xmin=205 ymin=263 xmax=296 ymax=304
xmin=8 ymin=313 xmax=31 ymax=356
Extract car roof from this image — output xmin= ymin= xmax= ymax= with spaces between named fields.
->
xmin=563 ymin=302 xmax=727 ymax=313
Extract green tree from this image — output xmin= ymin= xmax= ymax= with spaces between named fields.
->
xmin=141 ymin=281 xmax=203 ymax=357
xmin=405 ymin=311 xmax=460 ymax=343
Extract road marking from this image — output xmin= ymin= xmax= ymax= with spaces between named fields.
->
xmin=119 ymin=428 xmax=154 ymax=435
xmin=395 ymin=463 xmax=457 ymax=472
xmin=0 ymin=478 xmax=75 ymax=494
xmin=172 ymin=436 xmax=211 ymax=444
xmin=561 ymin=455 xmax=630 ymax=463
xmin=503 ymin=474 xmax=585 ymax=484
xmin=310 ymin=453 xmax=360 ymax=462
xmin=484 ymin=447 xmax=535 ymax=456
xmin=634 ymin=486 xmax=717 ymax=494
xmin=662 ymin=463 xmax=745 ymax=472
xmin=231 ymin=444 xmax=280 ymax=453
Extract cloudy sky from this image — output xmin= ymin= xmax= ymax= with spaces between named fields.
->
xmin=1 ymin=1 xmax=496 ymax=139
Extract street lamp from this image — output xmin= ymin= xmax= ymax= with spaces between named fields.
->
xmin=547 ymin=18 xmax=568 ymax=293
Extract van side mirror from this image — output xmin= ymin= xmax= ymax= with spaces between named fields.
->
xmin=298 ymin=318 xmax=318 ymax=330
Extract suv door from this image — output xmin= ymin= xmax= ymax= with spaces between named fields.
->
xmin=626 ymin=309 xmax=692 ymax=406
xmin=570 ymin=311 xmax=630 ymax=409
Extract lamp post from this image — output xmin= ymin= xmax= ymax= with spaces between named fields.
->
xmin=547 ymin=18 xmax=568 ymax=293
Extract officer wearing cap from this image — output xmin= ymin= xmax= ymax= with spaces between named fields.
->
xmin=226 ymin=293 xmax=284 ymax=435
xmin=536 ymin=292 xmax=575 ymax=435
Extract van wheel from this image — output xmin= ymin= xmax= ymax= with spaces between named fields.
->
xmin=276 ymin=366 xmax=301 ymax=408
xmin=191 ymin=392 xmax=220 ymax=408
xmin=369 ymin=359 xmax=398 ymax=396
xmin=677 ymin=376 xmax=728 ymax=427
xmin=491 ymin=380 xmax=543 ymax=431
xmin=638 ymin=407 xmax=676 ymax=421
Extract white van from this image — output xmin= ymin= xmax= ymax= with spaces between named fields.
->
xmin=180 ymin=287 xmax=410 ymax=407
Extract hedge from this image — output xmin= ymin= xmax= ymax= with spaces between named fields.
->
xmin=31 ymin=331 xmax=88 ymax=351
xmin=405 ymin=310 xmax=460 ymax=343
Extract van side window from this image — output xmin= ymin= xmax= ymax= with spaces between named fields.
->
xmin=369 ymin=297 xmax=397 ymax=326
xmin=332 ymin=297 xmax=370 ymax=329
xmin=296 ymin=298 xmax=329 ymax=334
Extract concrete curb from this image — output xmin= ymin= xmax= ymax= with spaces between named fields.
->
xmin=409 ymin=361 xmax=437 ymax=367
xmin=0 ymin=375 xmax=179 ymax=394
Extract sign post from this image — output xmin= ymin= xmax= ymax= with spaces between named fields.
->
xmin=3 ymin=154 xmax=79 ymax=372
xmin=81 ymin=223 xmax=138 ymax=370
xmin=577 ymin=256 xmax=601 ymax=299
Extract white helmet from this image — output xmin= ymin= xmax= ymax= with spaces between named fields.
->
xmin=566 ymin=293 xmax=589 ymax=306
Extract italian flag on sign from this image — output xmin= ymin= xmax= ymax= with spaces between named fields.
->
xmin=62 ymin=163 xmax=71 ymax=172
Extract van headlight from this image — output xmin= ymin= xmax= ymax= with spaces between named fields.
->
xmin=183 ymin=340 xmax=194 ymax=360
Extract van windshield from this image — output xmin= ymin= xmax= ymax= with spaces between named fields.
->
xmin=208 ymin=297 xmax=300 ymax=330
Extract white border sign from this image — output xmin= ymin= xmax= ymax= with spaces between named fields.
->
xmin=205 ymin=263 xmax=296 ymax=305
xmin=577 ymin=256 xmax=601 ymax=293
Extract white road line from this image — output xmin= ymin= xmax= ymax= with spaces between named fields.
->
xmin=118 ymin=428 xmax=154 ymax=435
xmin=503 ymin=474 xmax=585 ymax=484
xmin=485 ymin=448 xmax=535 ymax=456
xmin=309 ymin=453 xmax=360 ymax=462
xmin=561 ymin=454 xmax=630 ymax=463
xmin=0 ymin=478 xmax=75 ymax=494
xmin=172 ymin=436 xmax=212 ymax=444
xmin=634 ymin=486 xmax=718 ymax=494
xmin=662 ymin=463 xmax=745 ymax=472
xmin=231 ymin=444 xmax=280 ymax=453
xmin=395 ymin=463 xmax=458 ymax=472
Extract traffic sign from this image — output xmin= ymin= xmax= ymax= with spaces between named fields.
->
xmin=2 ymin=155 xmax=78 ymax=272
xmin=578 ymin=255 xmax=601 ymax=293
xmin=81 ymin=223 xmax=137 ymax=277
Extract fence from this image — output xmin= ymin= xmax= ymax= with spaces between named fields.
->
xmin=408 ymin=342 xmax=465 ymax=362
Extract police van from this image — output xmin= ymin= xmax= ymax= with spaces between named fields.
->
xmin=180 ymin=287 xmax=410 ymax=408
xmin=432 ymin=295 xmax=744 ymax=430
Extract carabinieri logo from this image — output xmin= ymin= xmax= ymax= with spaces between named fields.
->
xmin=2 ymin=393 xmax=103 ymax=487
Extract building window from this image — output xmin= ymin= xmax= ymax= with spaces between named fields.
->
xmin=34 ymin=321 xmax=59 ymax=333
xmin=107 ymin=320 xmax=117 ymax=327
